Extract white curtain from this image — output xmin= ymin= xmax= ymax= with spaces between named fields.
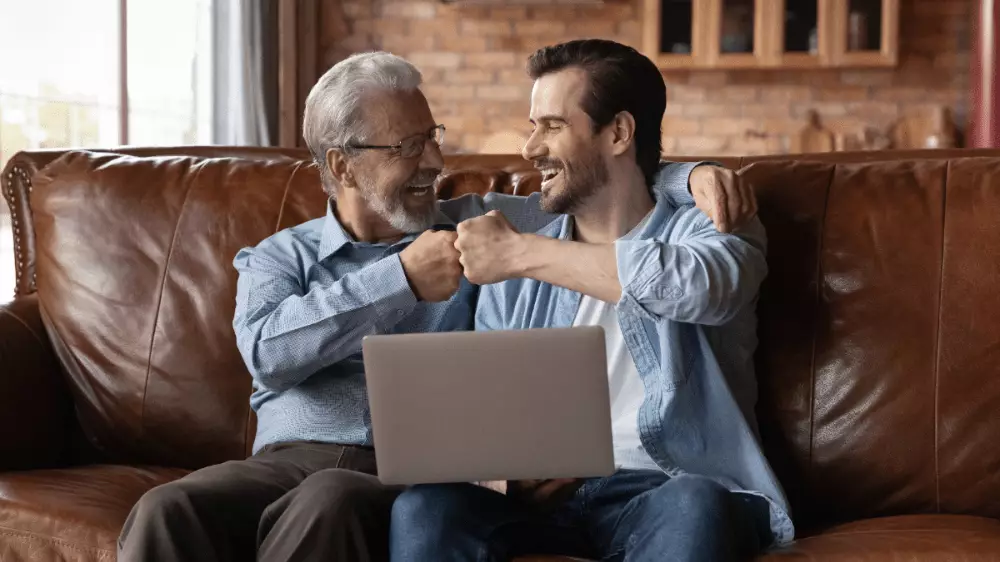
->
xmin=212 ymin=0 xmax=271 ymax=145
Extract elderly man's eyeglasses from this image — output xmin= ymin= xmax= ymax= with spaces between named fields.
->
xmin=347 ymin=125 xmax=446 ymax=158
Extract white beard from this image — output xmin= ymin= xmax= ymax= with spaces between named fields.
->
xmin=359 ymin=180 xmax=439 ymax=234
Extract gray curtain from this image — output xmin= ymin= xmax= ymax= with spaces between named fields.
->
xmin=212 ymin=0 xmax=275 ymax=146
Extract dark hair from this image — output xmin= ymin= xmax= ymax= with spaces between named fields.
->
xmin=527 ymin=39 xmax=665 ymax=187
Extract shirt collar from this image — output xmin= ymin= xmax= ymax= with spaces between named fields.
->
xmin=317 ymin=199 xmax=457 ymax=261
xmin=555 ymin=202 xmax=660 ymax=244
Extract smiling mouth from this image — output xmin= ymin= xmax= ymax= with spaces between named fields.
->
xmin=540 ymin=168 xmax=562 ymax=188
xmin=407 ymin=183 xmax=434 ymax=197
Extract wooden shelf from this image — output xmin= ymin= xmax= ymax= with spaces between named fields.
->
xmin=643 ymin=0 xmax=899 ymax=70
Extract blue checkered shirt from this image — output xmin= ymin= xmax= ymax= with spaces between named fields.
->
xmin=232 ymin=163 xmax=701 ymax=453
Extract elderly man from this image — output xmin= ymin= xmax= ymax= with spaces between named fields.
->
xmin=390 ymin=40 xmax=791 ymax=562
xmin=117 ymin=51 xmax=753 ymax=562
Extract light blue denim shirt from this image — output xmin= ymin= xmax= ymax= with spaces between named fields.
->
xmin=475 ymin=170 xmax=795 ymax=546
xmin=231 ymin=162 xmax=703 ymax=455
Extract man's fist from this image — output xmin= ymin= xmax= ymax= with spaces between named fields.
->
xmin=455 ymin=211 xmax=523 ymax=285
xmin=689 ymin=165 xmax=758 ymax=233
xmin=399 ymin=230 xmax=462 ymax=302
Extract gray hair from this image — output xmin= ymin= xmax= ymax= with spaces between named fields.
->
xmin=303 ymin=51 xmax=424 ymax=196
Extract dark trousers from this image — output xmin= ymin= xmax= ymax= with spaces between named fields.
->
xmin=118 ymin=441 xmax=401 ymax=562
xmin=391 ymin=470 xmax=773 ymax=562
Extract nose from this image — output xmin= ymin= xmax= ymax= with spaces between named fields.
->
xmin=521 ymin=129 xmax=546 ymax=161
xmin=420 ymin=137 xmax=445 ymax=170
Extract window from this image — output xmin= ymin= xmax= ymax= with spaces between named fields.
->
xmin=0 ymin=0 xmax=214 ymax=302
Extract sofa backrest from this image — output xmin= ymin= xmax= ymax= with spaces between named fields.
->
xmin=25 ymin=151 xmax=328 ymax=467
xmin=743 ymin=157 xmax=1000 ymax=528
xmin=5 ymin=147 xmax=1000 ymax=529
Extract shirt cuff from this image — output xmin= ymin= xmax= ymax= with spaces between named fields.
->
xmin=654 ymin=160 xmax=721 ymax=206
xmin=359 ymin=253 xmax=418 ymax=332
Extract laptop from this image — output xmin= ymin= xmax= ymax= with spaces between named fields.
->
xmin=362 ymin=326 xmax=615 ymax=485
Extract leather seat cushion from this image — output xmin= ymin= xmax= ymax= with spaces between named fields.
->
xmin=759 ymin=515 xmax=1000 ymax=560
xmin=0 ymin=465 xmax=188 ymax=561
xmin=513 ymin=515 xmax=1000 ymax=562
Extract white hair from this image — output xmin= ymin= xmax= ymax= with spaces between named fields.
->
xmin=303 ymin=51 xmax=423 ymax=195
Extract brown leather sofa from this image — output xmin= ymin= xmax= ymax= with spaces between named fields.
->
xmin=3 ymin=147 xmax=1000 ymax=561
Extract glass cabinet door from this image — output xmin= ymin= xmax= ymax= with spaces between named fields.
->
xmin=775 ymin=0 xmax=825 ymax=67
xmin=784 ymin=0 xmax=818 ymax=54
xmin=661 ymin=0 xmax=694 ymax=55
xmin=833 ymin=0 xmax=898 ymax=66
xmin=710 ymin=0 xmax=762 ymax=67
xmin=847 ymin=0 xmax=882 ymax=51
xmin=643 ymin=0 xmax=699 ymax=68
xmin=720 ymin=0 xmax=755 ymax=54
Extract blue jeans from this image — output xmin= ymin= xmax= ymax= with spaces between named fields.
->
xmin=390 ymin=470 xmax=772 ymax=562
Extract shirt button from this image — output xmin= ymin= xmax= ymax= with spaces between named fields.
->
xmin=397 ymin=310 xmax=405 ymax=317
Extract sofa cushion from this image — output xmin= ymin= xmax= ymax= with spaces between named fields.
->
xmin=758 ymin=515 xmax=1000 ymax=560
xmin=0 ymin=465 xmax=187 ymax=562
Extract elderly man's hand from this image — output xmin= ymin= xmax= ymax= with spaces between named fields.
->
xmin=399 ymin=230 xmax=463 ymax=302
xmin=455 ymin=211 xmax=524 ymax=285
xmin=689 ymin=165 xmax=758 ymax=233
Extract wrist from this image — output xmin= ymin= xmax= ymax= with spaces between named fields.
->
xmin=508 ymin=233 xmax=541 ymax=278
xmin=688 ymin=162 xmax=710 ymax=194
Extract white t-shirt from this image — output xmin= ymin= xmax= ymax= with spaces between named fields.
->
xmin=573 ymin=294 xmax=660 ymax=471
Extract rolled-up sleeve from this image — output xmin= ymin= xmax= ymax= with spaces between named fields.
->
xmin=653 ymin=161 xmax=703 ymax=205
xmin=233 ymin=248 xmax=416 ymax=392
xmin=614 ymin=208 xmax=767 ymax=326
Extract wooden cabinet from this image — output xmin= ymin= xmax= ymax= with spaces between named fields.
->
xmin=642 ymin=0 xmax=899 ymax=70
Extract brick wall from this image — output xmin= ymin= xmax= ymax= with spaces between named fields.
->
xmin=322 ymin=0 xmax=971 ymax=156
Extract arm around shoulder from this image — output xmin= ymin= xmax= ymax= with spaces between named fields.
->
xmin=615 ymin=209 xmax=767 ymax=326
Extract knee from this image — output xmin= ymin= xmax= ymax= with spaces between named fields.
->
xmin=119 ymin=482 xmax=198 ymax=548
xmin=655 ymin=476 xmax=730 ymax=518
xmin=130 ymin=482 xmax=197 ymax=521
xmin=391 ymin=484 xmax=470 ymax=538
xmin=293 ymin=469 xmax=387 ymax=519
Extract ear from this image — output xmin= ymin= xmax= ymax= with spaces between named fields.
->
xmin=609 ymin=111 xmax=637 ymax=157
xmin=326 ymin=148 xmax=357 ymax=190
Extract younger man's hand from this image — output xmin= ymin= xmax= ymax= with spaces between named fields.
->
xmin=455 ymin=211 xmax=524 ymax=285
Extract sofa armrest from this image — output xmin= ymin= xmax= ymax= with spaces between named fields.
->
xmin=0 ymin=295 xmax=73 ymax=470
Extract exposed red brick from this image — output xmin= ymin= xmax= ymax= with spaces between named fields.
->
xmin=815 ymin=87 xmax=871 ymax=101
xmin=490 ymin=7 xmax=528 ymax=20
xmin=409 ymin=52 xmax=462 ymax=69
xmin=476 ymin=85 xmax=523 ymax=102
xmin=676 ymin=136 xmax=732 ymax=153
xmin=741 ymin=104 xmax=792 ymax=118
xmin=381 ymin=34 xmax=435 ymax=52
xmin=438 ymin=34 xmax=488 ymax=53
xmin=514 ymin=21 xmax=567 ymax=36
xmin=465 ymin=52 xmax=519 ymax=69
xmin=568 ymin=20 xmax=618 ymax=38
xmin=447 ymin=69 xmax=496 ymax=84
xmin=705 ymin=86 xmax=759 ymax=103
xmin=702 ymin=118 xmax=758 ymax=136
xmin=662 ymin=118 xmax=701 ymax=136
xmin=460 ymin=20 xmax=513 ymax=37
xmin=423 ymin=84 xmax=476 ymax=101
xmin=380 ymin=1 xmax=436 ymax=20
xmin=760 ymin=87 xmax=813 ymax=103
